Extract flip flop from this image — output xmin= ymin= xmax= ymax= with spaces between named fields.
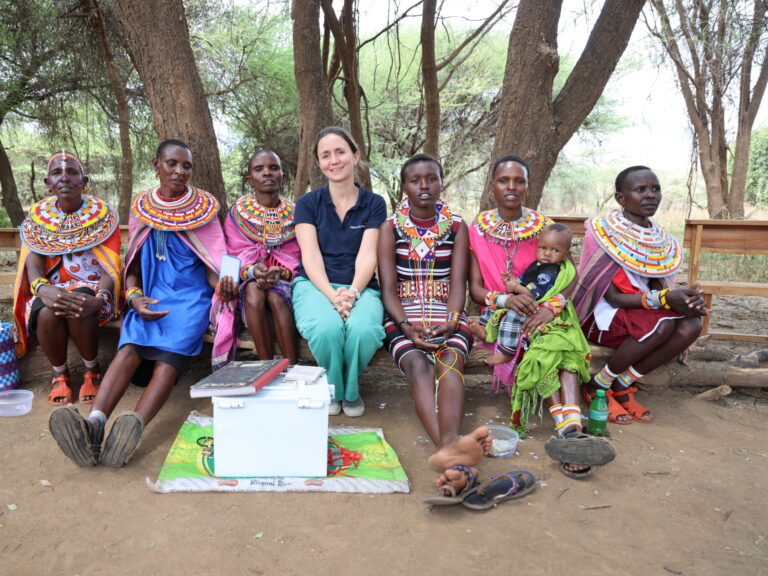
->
xmin=49 ymin=407 xmax=102 ymax=467
xmin=101 ymin=411 xmax=144 ymax=468
xmin=422 ymin=465 xmax=479 ymax=506
xmin=461 ymin=471 xmax=537 ymax=510
xmin=559 ymin=461 xmax=593 ymax=480
xmin=544 ymin=431 xmax=616 ymax=467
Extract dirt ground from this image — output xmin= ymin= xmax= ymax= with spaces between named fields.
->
xmin=1 ymin=296 xmax=767 ymax=576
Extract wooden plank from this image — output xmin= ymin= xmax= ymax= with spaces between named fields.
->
xmin=707 ymin=332 xmax=768 ymax=344
xmin=683 ymin=220 xmax=768 ymax=254
xmin=698 ymin=280 xmax=768 ymax=297
xmin=549 ymin=215 xmax=587 ymax=237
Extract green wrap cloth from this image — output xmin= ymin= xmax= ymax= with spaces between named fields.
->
xmin=510 ymin=259 xmax=592 ymax=435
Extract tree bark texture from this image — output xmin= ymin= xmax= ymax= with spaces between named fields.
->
xmin=113 ymin=0 xmax=226 ymax=209
xmin=321 ymin=0 xmax=371 ymax=190
xmin=484 ymin=0 xmax=645 ymax=211
xmin=649 ymin=0 xmax=768 ymax=219
xmin=85 ymin=0 xmax=133 ymax=224
xmin=0 ymin=139 xmax=26 ymax=226
xmin=421 ymin=0 xmax=440 ymax=159
xmin=292 ymin=0 xmax=335 ymax=198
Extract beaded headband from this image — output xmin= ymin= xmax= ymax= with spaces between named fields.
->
xmin=47 ymin=149 xmax=85 ymax=176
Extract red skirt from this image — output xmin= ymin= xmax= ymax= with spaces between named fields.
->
xmin=585 ymin=308 xmax=682 ymax=349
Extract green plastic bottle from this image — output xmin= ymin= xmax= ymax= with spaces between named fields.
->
xmin=587 ymin=389 xmax=609 ymax=436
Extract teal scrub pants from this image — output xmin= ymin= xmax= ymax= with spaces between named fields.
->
xmin=292 ymin=277 xmax=385 ymax=402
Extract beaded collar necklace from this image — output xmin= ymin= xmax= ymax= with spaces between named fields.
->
xmin=473 ymin=207 xmax=546 ymax=245
xmin=394 ymin=198 xmax=452 ymax=260
xmin=132 ymin=186 xmax=219 ymax=232
xmin=232 ymin=195 xmax=295 ymax=250
xmin=589 ymin=209 xmax=681 ymax=277
xmin=21 ymin=194 xmax=118 ymax=256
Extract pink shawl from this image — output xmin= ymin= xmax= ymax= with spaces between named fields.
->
xmin=211 ymin=208 xmax=301 ymax=368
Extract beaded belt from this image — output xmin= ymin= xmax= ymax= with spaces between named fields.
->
xmin=397 ymin=280 xmax=450 ymax=303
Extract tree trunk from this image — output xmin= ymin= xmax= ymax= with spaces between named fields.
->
xmin=292 ymin=0 xmax=335 ymax=198
xmin=320 ymin=0 xmax=371 ymax=190
xmin=85 ymin=0 xmax=133 ymax=223
xmin=484 ymin=0 xmax=645 ymax=211
xmin=0 ymin=139 xmax=26 ymax=226
xmin=421 ymin=0 xmax=439 ymax=159
xmin=112 ymin=0 xmax=226 ymax=209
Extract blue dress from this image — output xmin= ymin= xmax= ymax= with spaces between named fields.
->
xmin=119 ymin=230 xmax=213 ymax=357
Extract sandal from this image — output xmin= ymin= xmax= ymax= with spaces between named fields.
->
xmin=559 ymin=461 xmax=593 ymax=480
xmin=584 ymin=385 xmax=632 ymax=425
xmin=614 ymin=386 xmax=653 ymax=423
xmin=48 ymin=374 xmax=73 ymax=406
xmin=544 ymin=430 xmax=616 ymax=467
xmin=422 ymin=465 xmax=479 ymax=506
xmin=461 ymin=471 xmax=536 ymax=510
xmin=79 ymin=372 xmax=101 ymax=405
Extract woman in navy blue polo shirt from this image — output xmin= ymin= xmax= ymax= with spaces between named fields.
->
xmin=292 ymin=126 xmax=387 ymax=417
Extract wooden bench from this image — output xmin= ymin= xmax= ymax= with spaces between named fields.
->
xmin=684 ymin=219 xmax=768 ymax=343
xmin=3 ymin=218 xmax=767 ymax=344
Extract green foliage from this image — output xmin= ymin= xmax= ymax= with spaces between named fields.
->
xmin=746 ymin=126 xmax=768 ymax=207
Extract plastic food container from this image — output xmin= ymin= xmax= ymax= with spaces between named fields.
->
xmin=0 ymin=390 xmax=34 ymax=417
xmin=487 ymin=424 xmax=519 ymax=458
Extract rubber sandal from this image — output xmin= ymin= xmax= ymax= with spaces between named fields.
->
xmin=614 ymin=386 xmax=653 ymax=423
xmin=544 ymin=430 xmax=616 ymax=467
xmin=101 ymin=411 xmax=144 ymax=468
xmin=584 ymin=385 xmax=632 ymax=425
xmin=422 ymin=465 xmax=479 ymax=506
xmin=48 ymin=407 xmax=102 ymax=467
xmin=559 ymin=461 xmax=593 ymax=480
xmin=78 ymin=372 xmax=101 ymax=405
xmin=461 ymin=471 xmax=536 ymax=510
xmin=606 ymin=390 xmax=633 ymax=425
xmin=48 ymin=374 xmax=73 ymax=406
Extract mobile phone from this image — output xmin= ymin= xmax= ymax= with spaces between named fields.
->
xmin=424 ymin=335 xmax=446 ymax=345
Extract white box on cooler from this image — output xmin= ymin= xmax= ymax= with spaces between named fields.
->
xmin=212 ymin=375 xmax=332 ymax=477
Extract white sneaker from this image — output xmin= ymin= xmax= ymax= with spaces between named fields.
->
xmin=329 ymin=401 xmax=342 ymax=416
xmin=342 ymin=397 xmax=365 ymax=417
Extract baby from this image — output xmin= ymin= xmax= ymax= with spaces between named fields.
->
xmin=480 ymin=223 xmax=574 ymax=365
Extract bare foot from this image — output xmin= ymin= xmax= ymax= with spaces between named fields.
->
xmin=427 ymin=426 xmax=491 ymax=472
xmin=436 ymin=465 xmax=478 ymax=496
xmin=484 ymin=352 xmax=513 ymax=366
xmin=467 ymin=316 xmax=488 ymax=342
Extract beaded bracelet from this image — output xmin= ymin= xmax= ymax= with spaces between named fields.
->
xmin=541 ymin=295 xmax=566 ymax=317
xmin=96 ymin=289 xmax=114 ymax=322
xmin=280 ymin=268 xmax=293 ymax=282
xmin=397 ymin=319 xmax=412 ymax=330
xmin=659 ymin=288 xmax=672 ymax=310
xmin=240 ymin=265 xmax=252 ymax=282
xmin=640 ymin=290 xmax=662 ymax=310
xmin=484 ymin=291 xmax=500 ymax=309
xmin=31 ymin=277 xmax=52 ymax=296
xmin=126 ymin=287 xmax=144 ymax=308
xmin=494 ymin=293 xmax=509 ymax=309
xmin=446 ymin=311 xmax=461 ymax=324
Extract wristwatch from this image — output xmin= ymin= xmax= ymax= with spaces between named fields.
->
xmin=350 ymin=287 xmax=361 ymax=300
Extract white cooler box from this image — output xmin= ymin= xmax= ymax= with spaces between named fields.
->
xmin=212 ymin=375 xmax=332 ymax=478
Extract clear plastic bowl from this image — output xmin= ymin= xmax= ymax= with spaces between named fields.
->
xmin=487 ymin=424 xmax=519 ymax=458
xmin=0 ymin=389 xmax=34 ymax=417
